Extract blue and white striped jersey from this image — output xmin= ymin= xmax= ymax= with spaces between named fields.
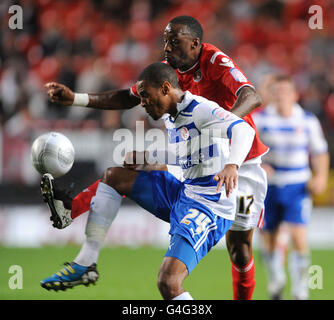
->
xmin=147 ymin=91 xmax=255 ymax=220
xmin=149 ymin=91 xmax=254 ymax=180
xmin=253 ymin=103 xmax=328 ymax=186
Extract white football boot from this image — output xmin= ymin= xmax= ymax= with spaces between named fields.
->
xmin=40 ymin=173 xmax=73 ymax=229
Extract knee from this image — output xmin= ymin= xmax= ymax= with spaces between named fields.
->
xmin=102 ymin=167 xmax=123 ymax=188
xmin=228 ymin=242 xmax=252 ymax=267
xmin=226 ymin=231 xmax=254 ymax=267
xmin=157 ymin=272 xmax=182 ymax=300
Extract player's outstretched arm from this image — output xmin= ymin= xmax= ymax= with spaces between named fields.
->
xmin=231 ymin=86 xmax=262 ymax=118
xmin=45 ymin=82 xmax=140 ymax=110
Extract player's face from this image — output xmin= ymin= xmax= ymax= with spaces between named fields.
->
xmin=136 ymin=81 xmax=170 ymax=120
xmin=272 ymin=80 xmax=298 ymax=109
xmin=163 ymin=23 xmax=198 ymax=70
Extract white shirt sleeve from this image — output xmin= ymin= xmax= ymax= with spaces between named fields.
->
xmin=192 ymin=102 xmax=240 ymax=137
xmin=307 ymin=114 xmax=328 ymax=156
xmin=193 ymin=102 xmax=255 ymax=168
xmin=227 ymin=122 xmax=255 ymax=167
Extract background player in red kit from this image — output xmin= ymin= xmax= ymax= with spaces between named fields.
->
xmin=42 ymin=16 xmax=268 ymax=300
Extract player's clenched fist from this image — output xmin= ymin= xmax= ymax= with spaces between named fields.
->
xmin=45 ymin=82 xmax=74 ymax=106
xmin=214 ymin=164 xmax=238 ymax=197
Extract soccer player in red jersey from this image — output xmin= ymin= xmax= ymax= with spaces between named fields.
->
xmin=42 ymin=16 xmax=268 ymax=300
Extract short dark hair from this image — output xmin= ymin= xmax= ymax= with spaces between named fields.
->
xmin=169 ymin=15 xmax=203 ymax=41
xmin=274 ymin=74 xmax=296 ymax=89
xmin=138 ymin=62 xmax=180 ymax=88
xmin=274 ymin=75 xmax=293 ymax=83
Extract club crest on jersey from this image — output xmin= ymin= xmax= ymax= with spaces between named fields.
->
xmin=180 ymin=127 xmax=190 ymax=140
xmin=230 ymin=68 xmax=247 ymax=83
xmin=212 ymin=107 xmax=229 ymax=121
xmin=193 ymin=69 xmax=202 ymax=82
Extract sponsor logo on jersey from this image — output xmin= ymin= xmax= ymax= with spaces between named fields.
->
xmin=219 ymin=57 xmax=235 ymax=68
xmin=210 ymin=52 xmax=234 ymax=67
xmin=212 ymin=107 xmax=230 ymax=121
xmin=193 ymin=68 xmax=202 ymax=82
xmin=210 ymin=51 xmax=224 ymax=64
xmin=230 ymin=68 xmax=248 ymax=83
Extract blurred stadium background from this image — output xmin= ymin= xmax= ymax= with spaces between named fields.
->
xmin=0 ymin=0 xmax=334 ymax=300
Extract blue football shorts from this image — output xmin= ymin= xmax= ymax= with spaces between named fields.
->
xmin=129 ymin=170 xmax=233 ymax=274
xmin=263 ymin=183 xmax=312 ymax=231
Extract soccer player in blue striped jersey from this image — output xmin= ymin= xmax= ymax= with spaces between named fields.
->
xmin=42 ymin=62 xmax=256 ymax=298
xmin=128 ymin=62 xmax=256 ymax=299
xmin=253 ymin=75 xmax=329 ymax=300
xmin=42 ymin=16 xmax=267 ymax=298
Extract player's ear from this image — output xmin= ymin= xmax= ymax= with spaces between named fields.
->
xmin=161 ymin=81 xmax=171 ymax=95
xmin=192 ymin=38 xmax=200 ymax=49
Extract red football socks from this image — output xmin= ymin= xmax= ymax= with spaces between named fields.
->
xmin=231 ymin=256 xmax=256 ymax=300
xmin=71 ymin=179 xmax=101 ymax=219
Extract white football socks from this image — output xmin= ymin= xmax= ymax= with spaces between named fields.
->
xmin=74 ymin=239 xmax=101 ymax=267
xmin=288 ymin=251 xmax=310 ymax=300
xmin=172 ymin=292 xmax=194 ymax=300
xmin=74 ymin=182 xmax=122 ymax=266
xmin=264 ymin=249 xmax=286 ymax=296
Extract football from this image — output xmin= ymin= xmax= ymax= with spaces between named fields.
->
xmin=30 ymin=132 xmax=75 ymax=178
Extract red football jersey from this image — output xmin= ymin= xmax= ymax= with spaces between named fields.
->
xmin=131 ymin=42 xmax=268 ymax=161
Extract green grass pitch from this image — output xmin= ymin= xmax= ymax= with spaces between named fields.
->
xmin=0 ymin=246 xmax=333 ymax=300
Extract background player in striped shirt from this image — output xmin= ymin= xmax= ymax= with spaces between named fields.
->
xmin=253 ymin=75 xmax=329 ymax=300
xmin=42 ymin=16 xmax=267 ymax=299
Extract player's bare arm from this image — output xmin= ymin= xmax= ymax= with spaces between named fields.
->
xmin=307 ymin=152 xmax=330 ymax=195
xmin=88 ymin=89 xmax=140 ymax=110
xmin=261 ymin=162 xmax=275 ymax=177
xmin=45 ymin=82 xmax=140 ymax=110
xmin=231 ymin=86 xmax=262 ymax=118
xmin=123 ymin=150 xmax=168 ymax=172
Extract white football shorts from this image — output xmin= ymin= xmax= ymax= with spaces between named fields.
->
xmin=229 ymin=162 xmax=267 ymax=231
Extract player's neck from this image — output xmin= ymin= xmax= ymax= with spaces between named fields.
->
xmin=178 ymin=46 xmax=201 ymax=72
xmin=169 ymin=90 xmax=185 ymax=117
xmin=277 ymin=104 xmax=293 ymax=117
xmin=178 ymin=59 xmax=198 ymax=72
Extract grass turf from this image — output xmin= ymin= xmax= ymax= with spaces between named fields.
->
xmin=0 ymin=246 xmax=332 ymax=300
